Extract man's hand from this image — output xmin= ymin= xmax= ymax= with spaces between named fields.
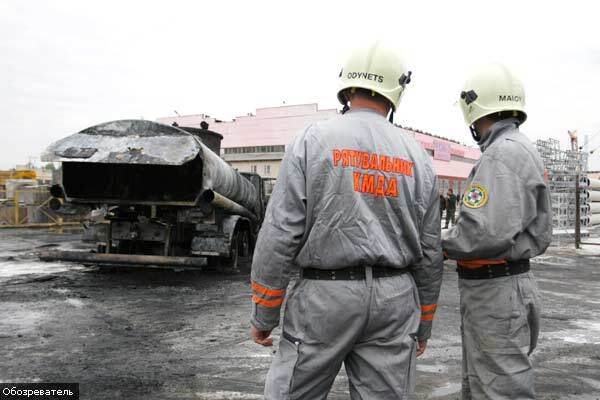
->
xmin=250 ymin=324 xmax=273 ymax=347
xmin=416 ymin=338 xmax=428 ymax=357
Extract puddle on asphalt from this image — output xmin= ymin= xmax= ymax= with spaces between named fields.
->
xmin=562 ymin=334 xmax=593 ymax=344
xmin=417 ymin=363 xmax=448 ymax=374
xmin=194 ymin=391 xmax=262 ymax=399
xmin=574 ymin=320 xmax=600 ymax=331
xmin=430 ymin=382 xmax=461 ymax=398
xmin=548 ymin=355 xmax=597 ymax=365
xmin=545 ymin=319 xmax=600 ymax=345
xmin=0 ymin=306 xmax=45 ymax=334
xmin=532 ymin=255 xmax=576 ymax=266
xmin=0 ymin=260 xmax=85 ymax=278
xmin=578 ymin=377 xmax=600 ymax=391
xmin=536 ymin=278 xmax=600 ymax=290
xmin=538 ymin=290 xmax=587 ymax=301
xmin=65 ymin=298 xmax=85 ymax=308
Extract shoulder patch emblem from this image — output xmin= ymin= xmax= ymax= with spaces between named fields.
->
xmin=463 ymin=183 xmax=489 ymax=209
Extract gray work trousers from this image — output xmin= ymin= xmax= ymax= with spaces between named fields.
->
xmin=459 ymin=272 xmax=541 ymax=400
xmin=265 ymin=269 xmax=420 ymax=400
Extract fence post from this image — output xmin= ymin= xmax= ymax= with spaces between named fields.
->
xmin=575 ymin=174 xmax=581 ymax=249
xmin=13 ymin=190 xmax=19 ymax=226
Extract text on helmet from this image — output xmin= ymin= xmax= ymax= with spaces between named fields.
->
xmin=346 ymin=72 xmax=384 ymax=83
xmin=498 ymin=95 xmax=522 ymax=102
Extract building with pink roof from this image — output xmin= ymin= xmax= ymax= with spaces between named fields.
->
xmin=158 ymin=103 xmax=480 ymax=195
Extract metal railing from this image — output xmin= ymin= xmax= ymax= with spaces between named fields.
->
xmin=0 ymin=189 xmax=81 ymax=228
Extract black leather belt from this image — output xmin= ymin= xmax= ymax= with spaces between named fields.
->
xmin=457 ymin=259 xmax=530 ymax=280
xmin=301 ymin=266 xmax=409 ymax=280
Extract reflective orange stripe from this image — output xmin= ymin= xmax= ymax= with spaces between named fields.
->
xmin=252 ymin=282 xmax=286 ymax=298
xmin=421 ymin=314 xmax=435 ymax=321
xmin=457 ymin=259 xmax=507 ymax=269
xmin=421 ymin=304 xmax=437 ymax=313
xmin=252 ymin=295 xmax=284 ymax=308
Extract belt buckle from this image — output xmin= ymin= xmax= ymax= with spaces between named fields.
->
xmin=331 ymin=270 xmax=336 ymax=281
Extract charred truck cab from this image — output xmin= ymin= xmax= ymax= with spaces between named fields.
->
xmin=41 ymin=120 xmax=267 ymax=269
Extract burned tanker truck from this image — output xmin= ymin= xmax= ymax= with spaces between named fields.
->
xmin=40 ymin=120 xmax=267 ymax=269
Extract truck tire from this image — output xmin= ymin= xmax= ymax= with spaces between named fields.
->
xmin=239 ymin=230 xmax=250 ymax=258
xmin=223 ymin=232 xmax=239 ymax=270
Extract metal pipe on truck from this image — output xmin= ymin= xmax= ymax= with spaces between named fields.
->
xmin=201 ymin=190 xmax=257 ymax=222
xmin=39 ymin=250 xmax=206 ymax=268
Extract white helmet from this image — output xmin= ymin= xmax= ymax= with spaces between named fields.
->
xmin=337 ymin=42 xmax=411 ymax=113
xmin=459 ymin=63 xmax=527 ymax=127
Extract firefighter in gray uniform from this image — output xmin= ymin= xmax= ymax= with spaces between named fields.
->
xmin=443 ymin=64 xmax=552 ymax=399
xmin=249 ymin=42 xmax=443 ymax=399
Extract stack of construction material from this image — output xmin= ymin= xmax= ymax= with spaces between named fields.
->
xmin=535 ymin=138 xmax=588 ymax=236
xmin=1 ymin=180 xmax=44 ymax=225
xmin=583 ymin=177 xmax=600 ymax=226
xmin=4 ymin=179 xmax=37 ymax=200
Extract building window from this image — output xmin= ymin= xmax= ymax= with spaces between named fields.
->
xmin=224 ymin=145 xmax=285 ymax=154
xmin=264 ymin=165 xmax=271 ymax=175
xmin=251 ymin=165 xmax=257 ymax=173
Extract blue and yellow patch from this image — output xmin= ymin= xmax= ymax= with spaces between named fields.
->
xmin=463 ymin=183 xmax=488 ymax=209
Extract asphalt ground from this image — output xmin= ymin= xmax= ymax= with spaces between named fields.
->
xmin=0 ymin=228 xmax=599 ymax=399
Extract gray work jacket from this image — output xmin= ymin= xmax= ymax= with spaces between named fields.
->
xmin=443 ymin=119 xmax=552 ymax=262
xmin=250 ymin=108 xmax=443 ymax=339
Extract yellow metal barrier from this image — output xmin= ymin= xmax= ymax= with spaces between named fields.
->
xmin=0 ymin=189 xmax=81 ymax=229
xmin=0 ymin=169 xmax=37 ymax=184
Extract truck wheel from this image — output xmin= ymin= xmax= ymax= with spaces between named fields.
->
xmin=223 ymin=233 xmax=239 ymax=270
xmin=239 ymin=230 xmax=250 ymax=258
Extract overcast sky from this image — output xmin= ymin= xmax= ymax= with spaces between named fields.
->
xmin=1 ymin=0 xmax=599 ymax=169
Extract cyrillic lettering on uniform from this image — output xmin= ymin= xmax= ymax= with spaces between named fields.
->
xmin=393 ymin=158 xmax=402 ymax=174
xmin=353 ymin=172 xmax=361 ymax=192
xmin=331 ymin=148 xmax=414 ymax=198
xmin=375 ymin=175 xmax=386 ymax=197
xmin=370 ymin=153 xmax=378 ymax=170
xmin=341 ymin=150 xmax=349 ymax=167
xmin=362 ymin=174 xmax=375 ymax=194
xmin=385 ymin=177 xmax=398 ymax=197
xmin=362 ymin=153 xmax=370 ymax=169
xmin=333 ymin=150 xmax=341 ymax=166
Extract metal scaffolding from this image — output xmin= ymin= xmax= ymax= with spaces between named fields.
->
xmin=0 ymin=188 xmax=80 ymax=229
xmin=535 ymin=138 xmax=587 ymax=242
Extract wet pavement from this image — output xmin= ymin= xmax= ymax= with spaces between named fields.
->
xmin=0 ymin=228 xmax=599 ymax=399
